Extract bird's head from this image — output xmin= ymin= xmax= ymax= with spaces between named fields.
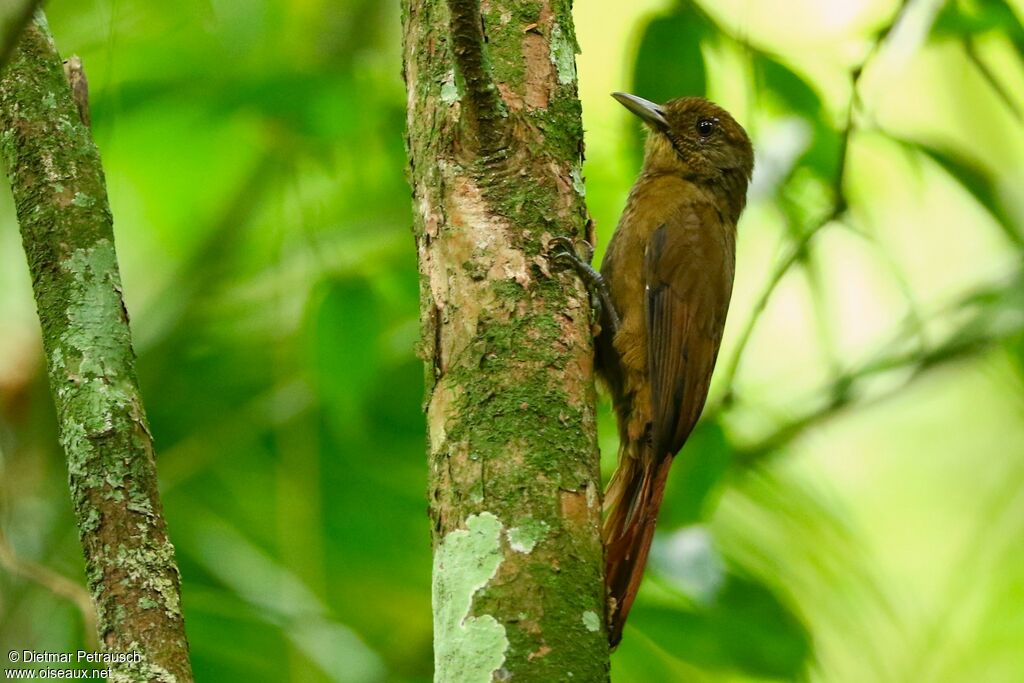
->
xmin=613 ymin=92 xmax=753 ymax=184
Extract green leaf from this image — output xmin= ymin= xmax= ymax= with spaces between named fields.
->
xmin=628 ymin=574 xmax=812 ymax=679
xmin=1009 ymin=331 xmax=1024 ymax=378
xmin=659 ymin=421 xmax=733 ymax=527
xmin=756 ymin=53 xmax=822 ymax=117
xmin=754 ymin=52 xmax=843 ymax=182
xmin=632 ymin=7 xmax=709 ymax=105
xmin=932 ymin=0 xmax=1024 ymax=53
xmin=628 ymin=3 xmax=712 ymax=162
xmin=912 ymin=142 xmax=1023 ymax=247
xmin=612 ymin=633 xmax=713 ymax=683
xmin=306 ymin=277 xmax=383 ymax=433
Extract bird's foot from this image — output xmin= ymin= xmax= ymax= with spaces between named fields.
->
xmin=546 ymin=236 xmax=620 ymax=337
xmin=548 ymin=235 xmax=594 ymax=264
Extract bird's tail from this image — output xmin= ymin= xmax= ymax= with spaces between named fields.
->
xmin=602 ymin=444 xmax=674 ymax=648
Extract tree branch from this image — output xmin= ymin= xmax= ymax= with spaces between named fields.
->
xmin=720 ymin=0 xmax=915 ymax=404
xmin=0 ymin=14 xmax=193 ymax=682
xmin=963 ymin=36 xmax=1022 ymax=123
xmin=0 ymin=529 xmax=99 ymax=649
xmin=732 ymin=269 xmax=1024 ymax=467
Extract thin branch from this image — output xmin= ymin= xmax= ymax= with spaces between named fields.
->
xmin=801 ymin=253 xmax=841 ymax=376
xmin=0 ymin=530 xmax=99 ymax=649
xmin=963 ymin=36 xmax=1022 ymax=123
xmin=733 ymin=271 xmax=1024 ymax=467
xmin=733 ymin=331 xmax=998 ymax=467
xmin=720 ymin=0 xmax=916 ymax=404
xmin=0 ymin=15 xmax=193 ymax=681
xmin=718 ymin=211 xmax=838 ymax=405
xmin=843 ymin=221 xmax=930 ymax=353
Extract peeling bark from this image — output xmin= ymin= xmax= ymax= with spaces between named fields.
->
xmin=402 ymin=0 xmax=609 ymax=680
xmin=0 ymin=14 xmax=192 ymax=683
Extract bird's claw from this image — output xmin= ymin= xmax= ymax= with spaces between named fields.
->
xmin=545 ymin=236 xmax=620 ymax=337
xmin=547 ymin=236 xmax=594 ymax=265
xmin=550 ymin=250 xmax=579 ymax=269
xmin=547 ymin=235 xmax=576 ymax=253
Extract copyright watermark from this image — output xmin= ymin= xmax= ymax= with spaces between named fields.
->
xmin=5 ymin=650 xmax=137 ymax=679
xmin=3 ymin=671 xmax=109 ymax=679
xmin=7 ymin=651 xmax=137 ymax=665
xmin=4 ymin=670 xmax=109 ymax=680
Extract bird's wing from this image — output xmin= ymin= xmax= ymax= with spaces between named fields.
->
xmin=645 ymin=202 xmax=734 ymax=460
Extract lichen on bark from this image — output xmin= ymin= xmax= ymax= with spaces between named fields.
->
xmin=433 ymin=512 xmax=509 ymax=682
xmin=0 ymin=13 xmax=192 ymax=682
xmin=402 ymin=0 xmax=609 ymax=680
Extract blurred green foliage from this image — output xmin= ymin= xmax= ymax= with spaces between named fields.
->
xmin=1 ymin=0 xmax=1023 ymax=681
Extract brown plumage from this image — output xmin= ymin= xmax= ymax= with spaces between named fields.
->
xmin=598 ymin=93 xmax=753 ymax=647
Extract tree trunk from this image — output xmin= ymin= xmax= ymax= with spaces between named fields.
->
xmin=0 ymin=14 xmax=193 ymax=683
xmin=402 ymin=0 xmax=609 ymax=680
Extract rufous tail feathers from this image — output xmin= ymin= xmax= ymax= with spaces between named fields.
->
xmin=602 ymin=448 xmax=673 ymax=647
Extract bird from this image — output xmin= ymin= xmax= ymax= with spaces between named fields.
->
xmin=552 ymin=92 xmax=753 ymax=647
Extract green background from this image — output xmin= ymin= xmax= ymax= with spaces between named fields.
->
xmin=1 ymin=0 xmax=1023 ymax=681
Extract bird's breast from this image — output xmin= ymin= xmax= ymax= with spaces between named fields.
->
xmin=599 ymin=175 xmax=735 ymax=385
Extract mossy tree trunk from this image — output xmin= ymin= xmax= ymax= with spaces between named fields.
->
xmin=0 ymin=14 xmax=193 ymax=682
xmin=402 ymin=0 xmax=609 ymax=680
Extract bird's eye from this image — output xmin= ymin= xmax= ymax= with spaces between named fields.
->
xmin=696 ymin=118 xmax=717 ymax=138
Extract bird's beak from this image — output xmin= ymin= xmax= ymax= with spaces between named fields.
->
xmin=612 ymin=92 xmax=668 ymax=130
